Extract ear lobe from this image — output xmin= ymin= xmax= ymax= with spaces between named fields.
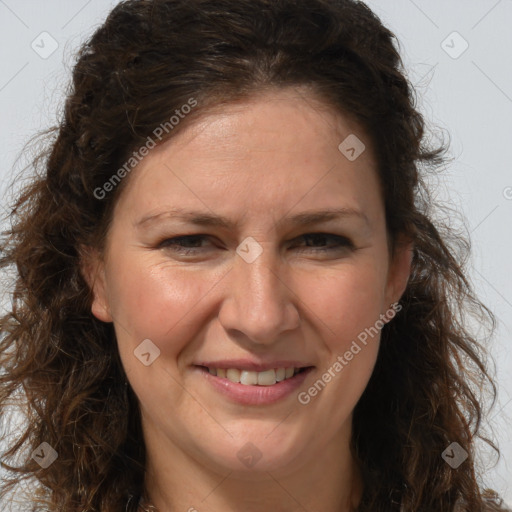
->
xmin=79 ymin=245 xmax=113 ymax=323
xmin=385 ymin=237 xmax=414 ymax=308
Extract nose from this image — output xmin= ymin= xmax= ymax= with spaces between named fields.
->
xmin=218 ymin=243 xmax=301 ymax=346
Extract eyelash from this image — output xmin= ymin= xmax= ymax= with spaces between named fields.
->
xmin=157 ymin=233 xmax=354 ymax=255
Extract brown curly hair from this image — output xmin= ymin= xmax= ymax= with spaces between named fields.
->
xmin=0 ymin=0 xmax=509 ymax=510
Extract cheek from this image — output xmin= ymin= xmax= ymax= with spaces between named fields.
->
xmin=106 ymin=254 xmax=218 ymax=357
xmin=300 ymin=261 xmax=388 ymax=350
xmin=296 ymin=266 xmax=386 ymax=417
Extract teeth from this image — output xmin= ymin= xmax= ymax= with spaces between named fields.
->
xmin=208 ymin=366 xmax=301 ymax=386
xmin=240 ymin=370 xmax=258 ymax=385
xmin=257 ymin=369 xmax=276 ymax=386
xmin=275 ymin=368 xmax=286 ymax=382
xmin=226 ymin=368 xmax=241 ymax=382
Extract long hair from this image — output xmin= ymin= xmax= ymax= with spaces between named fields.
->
xmin=0 ymin=0 xmax=508 ymax=510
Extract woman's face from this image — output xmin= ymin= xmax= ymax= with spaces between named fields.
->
xmin=87 ymin=88 xmax=411 ymax=478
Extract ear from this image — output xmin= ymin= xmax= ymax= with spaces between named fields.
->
xmin=79 ymin=245 xmax=113 ymax=323
xmin=384 ymin=235 xmax=414 ymax=309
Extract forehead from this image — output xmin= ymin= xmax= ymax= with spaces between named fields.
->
xmin=162 ymin=88 xmax=372 ymax=159
xmin=111 ymin=88 xmax=383 ymax=233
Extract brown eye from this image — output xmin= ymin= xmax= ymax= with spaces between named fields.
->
xmin=158 ymin=235 xmax=213 ymax=254
xmin=292 ymin=233 xmax=354 ymax=252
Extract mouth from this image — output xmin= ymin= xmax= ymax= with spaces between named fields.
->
xmin=193 ymin=364 xmax=315 ymax=405
xmin=196 ymin=365 xmax=312 ymax=386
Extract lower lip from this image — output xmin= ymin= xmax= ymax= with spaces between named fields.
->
xmin=195 ymin=366 xmax=314 ymax=405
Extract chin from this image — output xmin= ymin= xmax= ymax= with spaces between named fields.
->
xmin=198 ymin=430 xmax=306 ymax=477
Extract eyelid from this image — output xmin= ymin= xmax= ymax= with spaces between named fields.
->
xmin=156 ymin=233 xmax=355 ymax=254
xmin=293 ymin=233 xmax=355 ymax=248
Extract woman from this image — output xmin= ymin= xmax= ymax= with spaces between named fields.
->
xmin=0 ymin=0 xmax=509 ymax=510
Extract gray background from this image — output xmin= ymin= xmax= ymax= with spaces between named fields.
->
xmin=0 ymin=0 xmax=510 ymax=506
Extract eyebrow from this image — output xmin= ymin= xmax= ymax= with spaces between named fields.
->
xmin=135 ymin=207 xmax=370 ymax=230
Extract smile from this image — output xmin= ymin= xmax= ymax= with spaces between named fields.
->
xmin=195 ymin=365 xmax=314 ymax=405
xmin=204 ymin=366 xmax=305 ymax=386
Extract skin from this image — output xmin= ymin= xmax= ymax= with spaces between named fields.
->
xmin=84 ymin=87 xmax=413 ymax=512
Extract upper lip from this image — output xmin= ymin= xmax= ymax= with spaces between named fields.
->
xmin=195 ymin=359 xmax=314 ymax=372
